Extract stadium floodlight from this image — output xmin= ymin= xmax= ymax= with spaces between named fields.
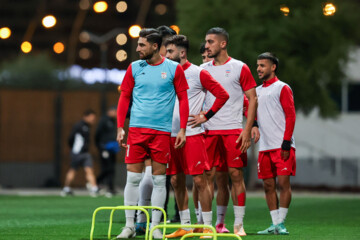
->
xmin=280 ymin=5 xmax=290 ymax=16
xmin=21 ymin=41 xmax=32 ymax=53
xmin=53 ymin=42 xmax=65 ymax=54
xmin=0 ymin=27 xmax=11 ymax=39
xmin=323 ymin=3 xmax=336 ymax=16
xmin=128 ymin=25 xmax=141 ymax=38
xmin=42 ymin=15 xmax=57 ymax=28
xmin=93 ymin=1 xmax=108 ymax=13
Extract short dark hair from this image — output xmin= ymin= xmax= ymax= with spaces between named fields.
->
xmin=83 ymin=109 xmax=96 ymax=116
xmin=157 ymin=25 xmax=177 ymax=41
xmin=139 ymin=28 xmax=162 ymax=50
xmin=199 ymin=42 xmax=206 ymax=54
xmin=164 ymin=35 xmax=189 ymax=52
xmin=257 ymin=52 xmax=279 ymax=72
xmin=206 ymin=27 xmax=229 ymax=43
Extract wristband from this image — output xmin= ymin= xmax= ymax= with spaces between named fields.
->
xmin=204 ymin=109 xmax=215 ymax=120
xmin=253 ymin=120 xmax=259 ymax=128
xmin=281 ymin=140 xmax=291 ymax=151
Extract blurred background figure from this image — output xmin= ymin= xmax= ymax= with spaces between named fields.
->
xmin=61 ymin=109 xmax=99 ymax=197
xmin=200 ymin=42 xmax=213 ymax=63
xmin=95 ymin=106 xmax=119 ymax=197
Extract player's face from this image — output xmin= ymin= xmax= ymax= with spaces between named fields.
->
xmin=201 ymin=52 xmax=213 ymax=63
xmin=136 ymin=37 xmax=156 ymax=60
xmin=205 ymin=34 xmax=225 ymax=58
xmin=165 ymin=44 xmax=181 ymax=63
xmin=257 ymin=59 xmax=276 ymax=81
xmin=85 ymin=114 xmax=96 ymax=125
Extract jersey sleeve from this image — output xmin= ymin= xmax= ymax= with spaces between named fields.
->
xmin=280 ymin=85 xmax=296 ymax=141
xmin=177 ymin=90 xmax=189 ymax=129
xmin=239 ymin=64 xmax=257 ymax=92
xmin=200 ymin=69 xmax=229 ymax=119
xmin=120 ymin=64 xmax=135 ymax=93
xmin=117 ymin=65 xmax=134 ymax=128
xmin=173 ymin=64 xmax=189 ymax=93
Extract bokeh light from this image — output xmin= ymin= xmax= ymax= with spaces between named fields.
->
xmin=0 ymin=27 xmax=11 ymax=39
xmin=53 ymin=42 xmax=65 ymax=54
xmin=280 ymin=6 xmax=290 ymax=16
xmin=116 ymin=33 xmax=127 ymax=45
xmin=155 ymin=4 xmax=167 ymax=15
xmin=79 ymin=31 xmax=90 ymax=43
xmin=93 ymin=1 xmax=108 ymax=13
xmin=42 ymin=15 xmax=57 ymax=28
xmin=79 ymin=48 xmax=92 ymax=59
xmin=116 ymin=50 xmax=127 ymax=62
xmin=170 ymin=25 xmax=180 ymax=34
xmin=116 ymin=1 xmax=127 ymax=13
xmin=21 ymin=41 xmax=32 ymax=53
xmin=323 ymin=3 xmax=336 ymax=16
xmin=129 ymin=25 xmax=141 ymax=38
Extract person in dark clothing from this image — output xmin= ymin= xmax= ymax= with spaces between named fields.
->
xmin=95 ymin=106 xmax=119 ymax=196
xmin=61 ymin=109 xmax=99 ymax=197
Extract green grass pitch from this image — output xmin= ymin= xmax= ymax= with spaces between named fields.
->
xmin=1 ymin=194 xmax=359 ymax=240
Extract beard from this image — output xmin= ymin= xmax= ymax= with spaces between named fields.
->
xmin=139 ymin=51 xmax=154 ymax=60
xmin=207 ymin=48 xmax=220 ymax=59
xmin=259 ymin=72 xmax=271 ymax=81
xmin=172 ymin=56 xmax=181 ymax=63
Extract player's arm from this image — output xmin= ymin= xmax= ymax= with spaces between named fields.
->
xmin=117 ymin=65 xmax=135 ymax=148
xmin=243 ymin=95 xmax=260 ymax=143
xmin=173 ymin=64 xmax=189 ymax=149
xmin=236 ymin=64 xmax=258 ymax=152
xmin=188 ymin=69 xmax=229 ymax=128
xmin=280 ymin=85 xmax=296 ymax=160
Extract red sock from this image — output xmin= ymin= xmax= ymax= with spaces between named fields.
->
xmin=237 ymin=192 xmax=246 ymax=206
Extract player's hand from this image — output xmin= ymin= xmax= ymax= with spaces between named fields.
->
xmin=251 ymin=127 xmax=260 ymax=143
xmin=116 ymin=127 xmax=127 ymax=148
xmin=188 ymin=112 xmax=207 ymax=128
xmin=236 ymin=130 xmax=251 ymax=153
xmin=281 ymin=150 xmax=290 ymax=161
xmin=175 ymin=128 xmax=186 ymax=149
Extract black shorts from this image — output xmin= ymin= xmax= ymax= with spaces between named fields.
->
xmin=70 ymin=153 xmax=93 ymax=170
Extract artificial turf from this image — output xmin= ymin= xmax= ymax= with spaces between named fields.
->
xmin=1 ymin=193 xmax=359 ymax=240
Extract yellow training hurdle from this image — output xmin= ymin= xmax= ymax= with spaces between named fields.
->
xmin=90 ymin=205 xmax=167 ymax=240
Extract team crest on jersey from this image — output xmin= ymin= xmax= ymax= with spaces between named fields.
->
xmin=225 ymin=69 xmax=231 ymax=77
xmin=161 ymin=72 xmax=167 ymax=79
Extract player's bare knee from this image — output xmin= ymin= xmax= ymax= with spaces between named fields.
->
xmin=193 ymin=175 xmax=206 ymax=191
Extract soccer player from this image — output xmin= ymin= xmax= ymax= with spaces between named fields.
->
xmin=135 ymin=26 xmax=179 ymax=234
xmin=116 ymin=28 xmax=189 ymax=239
xmin=62 ymin=109 xmax=99 ymax=197
xmin=95 ymin=106 xmax=119 ymax=197
xmin=192 ymin=27 xmax=258 ymax=236
xmin=254 ymin=52 xmax=296 ymax=235
xmin=164 ymin=35 xmax=229 ymax=238
xmin=200 ymin=42 xmax=213 ymax=63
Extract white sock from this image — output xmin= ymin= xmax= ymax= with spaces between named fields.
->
xmin=234 ymin=206 xmax=245 ymax=225
xmin=270 ymin=209 xmax=280 ymax=225
xmin=151 ymin=175 xmax=167 ymax=229
xmin=279 ymin=207 xmax=288 ymax=223
xmin=197 ymin=201 xmax=204 ymax=223
xmin=63 ymin=186 xmax=71 ymax=192
xmin=124 ymin=171 xmax=142 ymax=228
xmin=202 ymin=211 xmax=212 ymax=226
xmin=179 ymin=209 xmax=191 ymax=231
xmin=216 ymin=205 xmax=227 ymax=225
xmin=137 ymin=166 xmax=153 ymax=223
xmin=91 ymin=186 xmax=99 ymax=192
